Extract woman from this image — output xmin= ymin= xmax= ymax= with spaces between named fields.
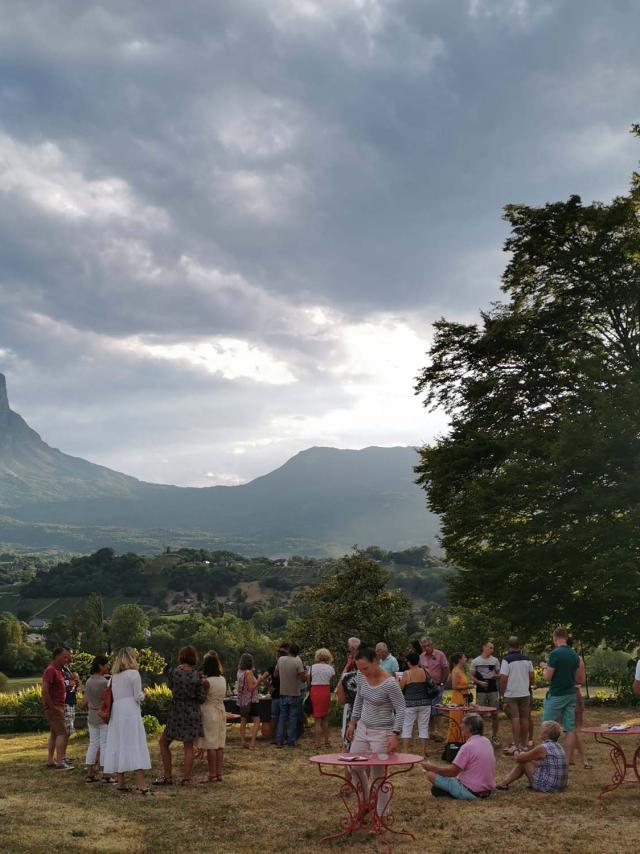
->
xmin=400 ymin=651 xmax=432 ymax=756
xmin=567 ymin=640 xmax=591 ymax=768
xmin=497 ymin=720 xmax=568 ymax=792
xmin=308 ymin=648 xmax=335 ymax=749
xmin=83 ymin=655 xmax=111 ymax=783
xmin=103 ymin=647 xmax=152 ymax=795
xmin=155 ymin=645 xmax=208 ymax=786
xmin=446 ymin=653 xmax=472 ymax=744
xmin=199 ymin=650 xmax=227 ymax=783
xmin=346 ymin=648 xmax=406 ymax=816
xmin=236 ymin=653 xmax=266 ymax=750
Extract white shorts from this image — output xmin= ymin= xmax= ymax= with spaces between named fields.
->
xmin=401 ymin=705 xmax=431 ymax=739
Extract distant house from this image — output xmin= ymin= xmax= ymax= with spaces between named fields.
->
xmin=28 ymin=618 xmax=47 ymax=630
xmin=272 ymin=557 xmax=289 ymax=568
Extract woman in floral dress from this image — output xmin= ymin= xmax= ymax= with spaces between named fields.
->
xmin=154 ymin=645 xmax=208 ymax=786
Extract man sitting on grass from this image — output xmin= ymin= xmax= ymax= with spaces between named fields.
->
xmin=421 ymin=713 xmax=495 ymax=799
xmin=497 ymin=720 xmax=568 ymax=793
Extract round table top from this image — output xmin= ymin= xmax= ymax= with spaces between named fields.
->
xmin=309 ymin=752 xmax=424 ymax=767
xmin=582 ymin=725 xmax=640 ymax=735
xmin=434 ymin=704 xmax=498 ymax=713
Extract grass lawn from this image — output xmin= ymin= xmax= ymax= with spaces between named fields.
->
xmin=1 ymin=706 xmax=640 ymax=853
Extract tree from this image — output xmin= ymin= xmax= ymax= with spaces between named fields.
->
xmin=292 ymin=551 xmax=412 ymax=665
xmin=415 ymin=141 xmax=640 ymax=645
xmin=109 ymin=604 xmax=149 ymax=650
xmin=80 ymin=593 xmax=106 ymax=654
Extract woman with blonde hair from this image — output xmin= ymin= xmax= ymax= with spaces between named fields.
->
xmin=198 ymin=650 xmax=227 ymax=782
xmin=103 ymin=647 xmax=152 ymax=795
xmin=308 ymin=648 xmax=335 ymax=749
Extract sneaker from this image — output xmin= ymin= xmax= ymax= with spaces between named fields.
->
xmin=503 ymin=744 xmax=518 ymax=755
xmin=491 ymin=737 xmax=502 ymax=747
xmin=55 ymin=763 xmax=74 ymax=771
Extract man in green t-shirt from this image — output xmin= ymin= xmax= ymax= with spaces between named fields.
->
xmin=542 ymin=627 xmax=585 ymax=759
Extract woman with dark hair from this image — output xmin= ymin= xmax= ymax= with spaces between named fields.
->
xmin=345 ymin=647 xmax=406 ymax=816
xmin=83 ymin=654 xmax=111 ymax=783
xmin=400 ymin=650 xmax=432 ymax=756
xmin=154 ymin=646 xmax=208 ymax=786
xmin=236 ymin=652 xmax=267 ymax=750
xmin=199 ymin=651 xmax=227 ymax=782
xmin=446 ymin=653 xmax=472 ymax=744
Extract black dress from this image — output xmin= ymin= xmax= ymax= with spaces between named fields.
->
xmin=164 ymin=667 xmax=206 ymax=742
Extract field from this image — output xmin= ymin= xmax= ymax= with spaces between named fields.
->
xmin=0 ymin=594 xmax=139 ymax=620
xmin=1 ymin=707 xmax=640 ymax=853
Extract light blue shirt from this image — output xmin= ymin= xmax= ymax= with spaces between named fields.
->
xmin=379 ymin=654 xmax=399 ymax=675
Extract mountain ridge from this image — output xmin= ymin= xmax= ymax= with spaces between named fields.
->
xmin=0 ymin=373 xmax=439 ymax=554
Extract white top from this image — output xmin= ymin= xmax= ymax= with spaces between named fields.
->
xmin=111 ymin=668 xmax=145 ymax=704
xmin=635 ymin=660 xmax=640 ymax=681
xmin=500 ymin=655 xmax=533 ymax=698
xmin=308 ymin=662 xmax=335 ymax=686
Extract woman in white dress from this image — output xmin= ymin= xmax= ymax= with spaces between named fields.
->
xmin=103 ymin=647 xmax=153 ymax=795
xmin=199 ymin=650 xmax=227 ymax=782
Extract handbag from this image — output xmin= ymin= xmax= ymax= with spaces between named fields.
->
xmin=98 ymin=679 xmax=112 ymax=724
xmin=422 ymin=668 xmax=439 ymax=702
xmin=441 ymin=741 xmax=462 ymax=763
xmin=303 ymin=665 xmax=313 ymax=716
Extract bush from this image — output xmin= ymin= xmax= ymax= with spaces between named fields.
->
xmin=142 ymin=684 xmax=173 ymax=723
xmin=142 ymin=714 xmax=163 ymax=734
xmin=585 ymin=647 xmax=634 ymax=690
xmin=0 ymin=672 xmax=8 ymax=692
xmin=0 ymin=686 xmax=47 ymax=733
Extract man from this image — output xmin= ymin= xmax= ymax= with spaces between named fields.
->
xmin=375 ymin=642 xmax=399 ymax=676
xmin=275 ymin=643 xmax=305 ymax=747
xmin=422 ymin=713 xmax=495 ymax=799
xmin=419 ymin=637 xmax=449 ymax=741
xmin=542 ymin=626 xmax=585 ymax=760
xmin=500 ymin=636 xmax=534 ymax=754
xmin=634 ymin=657 xmax=640 ymax=696
xmin=343 ymin=637 xmax=361 ymax=674
xmin=264 ymin=644 xmax=289 ymax=744
xmin=42 ymin=647 xmax=72 ymax=770
xmin=470 ymin=640 xmax=501 ymax=745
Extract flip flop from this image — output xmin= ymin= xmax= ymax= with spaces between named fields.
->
xmin=496 ymin=783 xmax=510 ymax=790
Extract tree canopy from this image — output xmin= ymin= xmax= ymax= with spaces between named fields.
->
xmin=415 ymin=135 xmax=640 ymax=646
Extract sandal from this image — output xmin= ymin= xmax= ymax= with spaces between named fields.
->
xmin=152 ymin=777 xmax=173 ymax=786
xmin=85 ymin=775 xmax=97 ymax=783
xmin=496 ymin=783 xmax=509 ymax=790
xmin=180 ymin=778 xmax=191 ymax=786
xmin=584 ymin=761 xmax=593 ymax=769
xmin=136 ymin=788 xmax=154 ymax=796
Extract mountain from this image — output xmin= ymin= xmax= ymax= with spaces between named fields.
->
xmin=0 ymin=374 xmax=439 ymax=554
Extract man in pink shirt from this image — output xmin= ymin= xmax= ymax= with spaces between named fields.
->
xmin=421 ymin=713 xmax=495 ymax=799
xmin=419 ymin=637 xmax=449 ymax=741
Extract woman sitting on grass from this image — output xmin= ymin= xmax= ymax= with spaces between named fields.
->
xmin=155 ymin=645 xmax=208 ymax=786
xmin=103 ymin=647 xmax=153 ymax=795
xmin=497 ymin=720 xmax=568 ymax=793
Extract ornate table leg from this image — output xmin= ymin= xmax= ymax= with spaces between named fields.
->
xmin=367 ymin=764 xmax=417 ymax=848
xmin=316 ymin=766 xmax=368 ymax=843
xmin=593 ymin=733 xmax=629 ymax=797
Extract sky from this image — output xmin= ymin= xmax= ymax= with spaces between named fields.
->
xmin=0 ymin=0 xmax=639 ymax=487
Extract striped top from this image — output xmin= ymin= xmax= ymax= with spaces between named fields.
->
xmin=352 ymin=671 xmax=406 ymax=733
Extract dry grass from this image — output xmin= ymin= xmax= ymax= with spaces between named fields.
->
xmin=2 ymin=707 xmax=640 ymax=854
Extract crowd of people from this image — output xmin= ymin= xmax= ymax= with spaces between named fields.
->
xmin=40 ymin=626 xmax=640 ymax=801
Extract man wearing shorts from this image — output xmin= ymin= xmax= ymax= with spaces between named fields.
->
xmin=500 ymin=637 xmax=534 ymax=753
xmin=471 ymin=641 xmax=501 ymax=745
xmin=542 ymin=627 xmax=585 ymax=760
xmin=42 ymin=647 xmax=72 ymax=770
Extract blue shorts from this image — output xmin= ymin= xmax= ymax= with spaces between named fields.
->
xmin=433 ymin=774 xmax=477 ymax=800
xmin=543 ymin=693 xmax=576 ymax=733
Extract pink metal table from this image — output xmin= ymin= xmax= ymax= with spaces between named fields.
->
xmin=582 ymin=725 xmax=640 ymax=798
xmin=309 ymin=752 xmax=422 ymax=850
xmin=434 ymin=704 xmax=498 ymax=743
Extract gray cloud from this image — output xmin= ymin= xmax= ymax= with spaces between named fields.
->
xmin=0 ymin=0 xmax=638 ymax=484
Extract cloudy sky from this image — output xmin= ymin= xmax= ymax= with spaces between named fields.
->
xmin=1 ymin=0 xmax=638 ymax=487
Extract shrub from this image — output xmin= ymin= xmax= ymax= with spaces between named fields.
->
xmin=0 ymin=672 xmax=8 ymax=692
xmin=0 ymin=686 xmax=47 ymax=733
xmin=142 ymin=714 xmax=163 ymax=734
xmin=142 ymin=684 xmax=173 ymax=723
xmin=585 ymin=647 xmax=634 ymax=690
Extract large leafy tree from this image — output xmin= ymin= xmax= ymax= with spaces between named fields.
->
xmin=291 ymin=551 xmax=412 ymax=664
xmin=109 ymin=604 xmax=149 ymax=651
xmin=415 ymin=140 xmax=640 ymax=645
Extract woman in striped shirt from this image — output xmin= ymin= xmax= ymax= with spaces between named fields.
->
xmin=346 ymin=647 xmax=406 ymax=815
